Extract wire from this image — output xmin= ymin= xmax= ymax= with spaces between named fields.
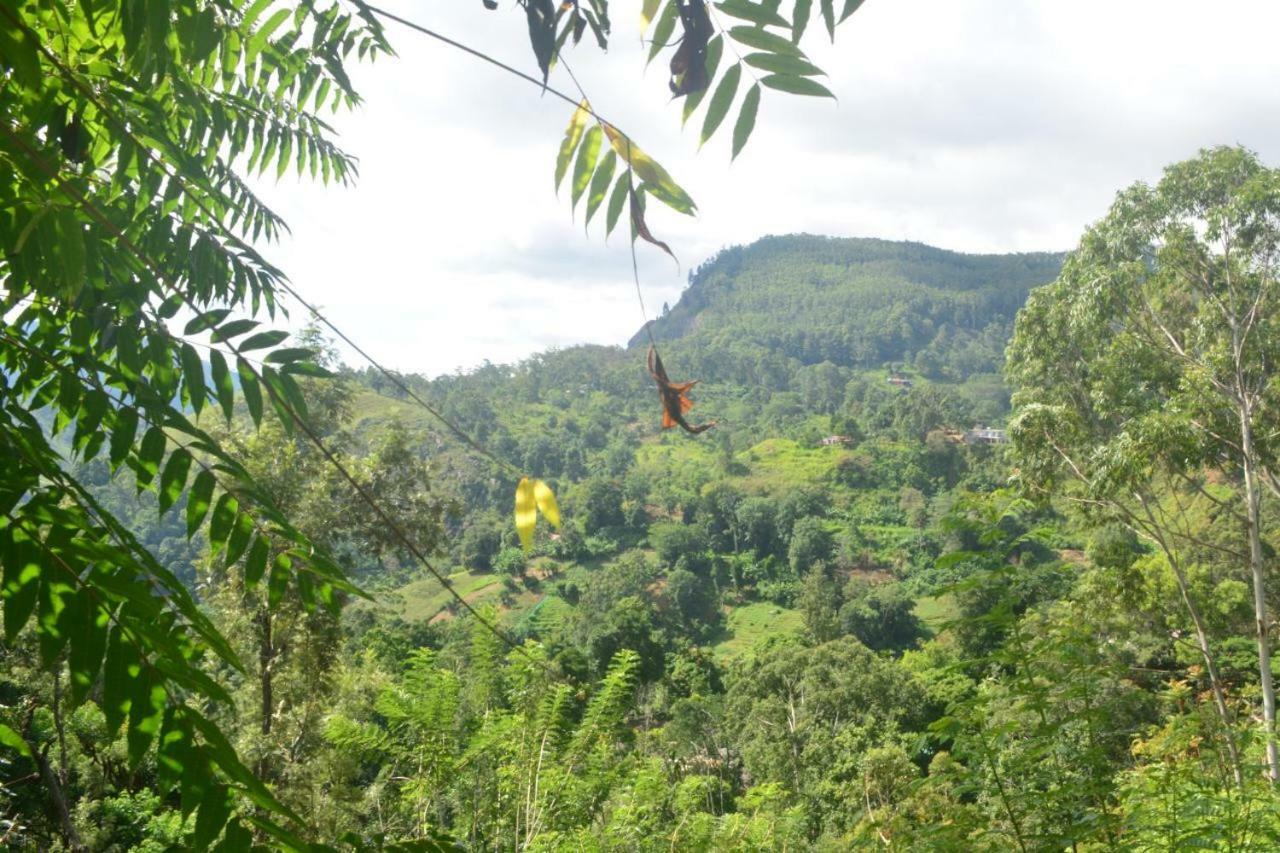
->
xmin=0 ymin=121 xmax=560 ymax=680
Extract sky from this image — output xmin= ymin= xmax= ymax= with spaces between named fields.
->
xmin=259 ymin=0 xmax=1280 ymax=377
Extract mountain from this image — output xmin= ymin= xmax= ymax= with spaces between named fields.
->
xmin=630 ymin=235 xmax=1064 ymax=384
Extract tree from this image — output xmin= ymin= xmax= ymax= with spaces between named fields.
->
xmin=1 ymin=0 xmax=870 ymax=844
xmin=1008 ymin=146 xmax=1280 ymax=782
xmin=1 ymin=2 xmax=386 ymax=845
xmin=788 ymin=517 xmax=833 ymax=576
xmin=839 ymin=578 xmax=924 ymax=653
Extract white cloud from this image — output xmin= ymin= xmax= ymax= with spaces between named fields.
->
xmin=257 ymin=0 xmax=1280 ymax=375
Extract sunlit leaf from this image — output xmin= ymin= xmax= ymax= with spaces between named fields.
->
xmin=1 ymin=526 xmax=40 ymax=643
xmin=533 ymin=480 xmax=561 ymax=528
xmin=640 ymin=0 xmax=662 ymax=30
xmin=602 ymin=125 xmax=696 ymax=214
xmin=187 ymin=470 xmax=216 ymax=536
xmin=585 ymin=149 xmax=617 ymax=228
xmin=554 ymin=100 xmax=591 ymax=192
xmin=515 ymin=478 xmax=537 ymax=552
xmin=571 ymin=125 xmax=603 ymax=210
xmin=159 ymin=449 xmax=192 ymax=515
xmin=0 ymin=723 xmax=32 ymax=758
xmin=181 ymin=343 xmax=206 ymax=414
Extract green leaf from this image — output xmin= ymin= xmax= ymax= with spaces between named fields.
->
xmin=225 ymin=512 xmax=254 ymax=568
xmin=158 ymin=449 xmax=192 ymax=516
xmin=68 ymin=587 xmax=109 ymax=705
xmin=184 ymin=309 xmax=231 ymax=335
xmin=727 ymin=25 xmax=802 ymax=55
xmin=194 ymin=784 xmax=233 ymax=848
xmin=701 ymin=62 xmax=742 ymax=146
xmin=647 ymin=0 xmax=678 ymax=64
xmin=268 ymin=553 xmax=291 ymax=607
xmin=715 ymin=1 xmax=789 ymax=28
xmin=181 ymin=343 xmax=206 ymax=414
xmin=0 ymin=723 xmax=32 ymax=758
xmin=584 ymin=149 xmax=617 ymax=228
xmin=110 ymin=408 xmax=139 ymax=471
xmin=554 ymin=100 xmax=590 ymax=192
xmin=605 ymin=173 xmax=629 ymax=238
xmin=210 ymin=319 xmax=259 ymax=342
xmin=249 ymin=8 xmax=291 ymax=54
xmin=187 ymin=470 xmax=216 ymax=536
xmin=279 ymin=361 xmax=333 ymax=378
xmin=237 ymin=359 xmax=263 ymax=427
xmin=570 ymin=125 xmax=603 ymax=210
xmin=116 ymin=324 xmax=142 ymax=379
xmin=237 ymin=330 xmax=289 ymax=352
xmin=840 ymin=0 xmax=866 ymax=22
xmin=792 ymin=0 xmax=813 ymax=43
xmin=744 ymin=52 xmax=824 ymax=76
xmin=0 ymin=16 xmax=42 ymax=87
xmin=103 ymin=624 xmax=139 ymax=733
xmin=1 ymin=526 xmax=41 ymax=644
xmin=209 ymin=493 xmax=238 ymax=553
xmin=760 ymin=73 xmax=835 ymax=98
xmin=732 ymin=83 xmax=761 ymax=159
xmin=36 ymin=544 xmax=76 ymax=667
xmin=136 ymin=427 xmax=167 ymax=487
xmin=127 ymin=673 xmax=165 ymax=767
xmin=262 ymin=347 xmax=314 ymax=364
xmin=820 ymin=0 xmax=835 ymax=40
xmin=210 ymin=351 xmax=235 ymax=422
xmin=244 ymin=536 xmax=269 ymax=588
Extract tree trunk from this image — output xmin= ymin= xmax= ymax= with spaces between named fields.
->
xmin=1240 ymin=412 xmax=1279 ymax=781
xmin=1171 ymin=557 xmax=1246 ymax=788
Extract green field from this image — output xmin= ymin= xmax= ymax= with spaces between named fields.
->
xmin=372 ymin=569 xmax=504 ymax=623
xmin=712 ymin=601 xmax=804 ymax=661
xmin=914 ymin=594 xmax=960 ymax=632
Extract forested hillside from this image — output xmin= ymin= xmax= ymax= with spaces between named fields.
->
xmin=3 ymin=0 xmax=1278 ymax=844
xmin=12 ymin=179 xmax=1280 ymax=847
xmin=635 ymin=235 xmax=1062 ymax=383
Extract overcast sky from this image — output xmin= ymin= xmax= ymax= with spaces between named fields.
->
xmin=259 ymin=0 xmax=1280 ymax=376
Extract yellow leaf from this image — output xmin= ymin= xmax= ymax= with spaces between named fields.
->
xmin=533 ymin=480 xmax=561 ymax=529
xmin=640 ymin=0 xmax=662 ymax=30
xmin=514 ymin=478 xmax=537 ymax=552
xmin=601 ymin=123 xmax=696 ymax=214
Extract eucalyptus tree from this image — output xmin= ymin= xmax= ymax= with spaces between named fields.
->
xmin=1007 ymin=146 xmax=1280 ymax=784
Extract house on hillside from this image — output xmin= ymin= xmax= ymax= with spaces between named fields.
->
xmin=965 ymin=426 xmax=1009 ymax=445
xmin=820 ymin=435 xmax=853 ymax=447
xmin=887 ymin=374 xmax=913 ymax=389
